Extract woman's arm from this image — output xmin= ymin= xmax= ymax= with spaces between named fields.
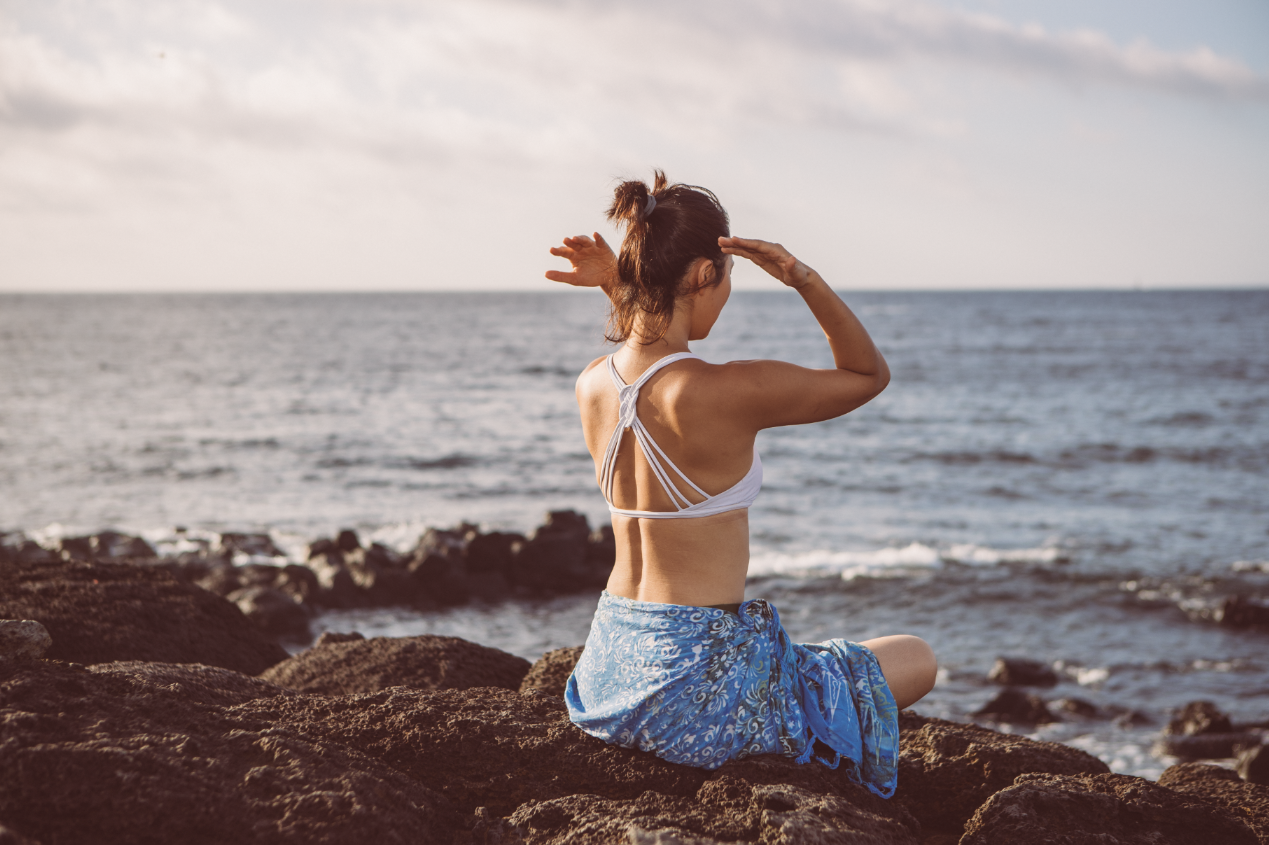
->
xmin=546 ymin=233 xmax=618 ymax=297
xmin=718 ymin=236 xmax=890 ymax=429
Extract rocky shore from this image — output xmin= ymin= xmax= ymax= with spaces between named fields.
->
xmin=2 ymin=549 xmax=1267 ymax=844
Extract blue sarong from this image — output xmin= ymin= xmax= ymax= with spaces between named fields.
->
xmin=564 ymin=591 xmax=900 ymax=798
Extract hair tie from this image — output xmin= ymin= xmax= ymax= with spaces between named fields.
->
xmin=642 ymin=194 xmax=657 ymax=219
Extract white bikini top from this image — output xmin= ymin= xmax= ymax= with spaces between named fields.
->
xmin=600 ymin=352 xmax=763 ymax=519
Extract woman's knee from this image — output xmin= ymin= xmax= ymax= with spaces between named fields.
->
xmin=864 ymin=634 xmax=937 ymax=708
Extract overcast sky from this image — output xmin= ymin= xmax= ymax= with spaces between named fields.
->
xmin=2 ymin=0 xmax=1267 ymax=291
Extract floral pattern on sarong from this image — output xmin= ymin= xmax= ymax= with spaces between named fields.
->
xmin=564 ymin=591 xmax=900 ymax=798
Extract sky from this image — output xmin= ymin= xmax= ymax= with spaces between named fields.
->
xmin=1 ymin=0 xmax=1266 ymax=292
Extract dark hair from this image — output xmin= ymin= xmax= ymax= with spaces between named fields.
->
xmin=605 ymin=170 xmax=730 ymax=344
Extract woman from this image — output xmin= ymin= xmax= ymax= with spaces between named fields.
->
xmin=546 ymin=171 xmax=936 ymax=798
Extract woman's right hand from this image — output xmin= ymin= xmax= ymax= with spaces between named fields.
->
xmin=719 ymin=236 xmax=817 ymax=290
xmin=546 ymin=233 xmax=617 ymax=290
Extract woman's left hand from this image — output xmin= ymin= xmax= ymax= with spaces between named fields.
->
xmin=546 ymin=233 xmax=617 ymax=290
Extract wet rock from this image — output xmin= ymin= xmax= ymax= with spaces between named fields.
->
xmin=314 ymin=631 xmax=364 ymax=647
xmin=227 ymin=586 xmax=311 ymax=642
xmin=519 ymin=646 xmax=585 ymax=697
xmin=0 ymin=659 xmax=457 ymax=845
xmin=344 ymin=544 xmax=413 ymax=605
xmin=259 ymin=635 xmax=531 ymax=696
xmin=1219 ymin=596 xmax=1269 ymax=630
xmin=513 ymin=511 xmax=593 ymax=592
xmin=1154 ymin=732 xmax=1261 ymax=761
xmin=986 ymin=657 xmax=1058 ymax=687
xmin=972 ymin=688 xmax=1058 ymax=725
xmin=1110 ymin=705 xmax=1154 ymax=728
xmin=408 ymin=549 xmax=471 ymax=606
xmin=466 ymin=531 xmax=524 ymax=574
xmin=237 ymin=686 xmax=708 ymax=817
xmin=1161 ymin=762 xmax=1269 ymax=841
xmin=0 ymin=533 xmax=55 ymax=565
xmin=58 ymin=531 xmax=156 ymax=561
xmin=307 ymin=552 xmax=361 ymax=608
xmin=0 ymin=558 xmax=287 ymax=674
xmin=1239 ymin=744 xmax=1269 ymax=786
xmin=193 ymin=561 xmax=244 ymax=597
xmin=217 ymin=531 xmax=285 ymax=560
xmin=1168 ymin=700 xmax=1236 ymax=736
xmin=87 ymin=660 xmax=295 ymax=706
xmin=960 ymin=772 xmax=1258 ymax=844
xmin=275 ymin=564 xmax=320 ymax=605
xmin=237 ymin=562 xmax=283 ymax=588
xmin=894 ymin=710 xmax=1110 ymax=837
xmin=1050 ymin=697 xmax=1099 ymax=719
xmin=505 ymin=778 xmax=919 ymax=845
xmin=0 ymin=620 xmax=52 ymax=661
xmin=335 ymin=528 xmax=361 ymax=552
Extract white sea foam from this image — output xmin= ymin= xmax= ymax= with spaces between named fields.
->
xmin=747 ymin=541 xmax=1065 ymax=581
xmin=1232 ymin=560 xmax=1269 ymax=573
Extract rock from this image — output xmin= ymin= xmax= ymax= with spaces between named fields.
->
xmin=466 ymin=531 xmax=523 ymax=574
xmin=237 ymin=563 xmax=283 ymax=588
xmin=307 ymin=552 xmax=361 ymax=608
xmin=1239 ymin=744 xmax=1269 ymax=786
xmin=335 ymin=529 xmax=361 ymax=552
xmin=276 ymin=564 xmax=320 ymax=605
xmin=960 ymin=772 xmax=1258 ymax=844
xmin=1219 ymin=596 xmax=1269 ymax=629
xmin=513 ymin=511 xmax=592 ymax=592
xmin=217 ymin=532 xmax=285 ymax=559
xmin=314 ymin=631 xmax=365 ymax=647
xmin=87 ymin=661 xmax=295 ymax=706
xmin=259 ymin=635 xmax=531 ymax=696
xmin=0 ymin=620 xmax=52 ymax=661
xmin=1154 ymin=732 xmax=1261 ymax=760
xmin=238 ymin=687 xmax=708 ymax=817
xmin=505 ymin=778 xmax=919 ymax=845
xmin=227 ymin=586 xmax=311 ymax=642
xmin=986 ymin=657 xmax=1058 ymax=687
xmin=894 ymin=710 xmax=1110 ymax=837
xmin=1168 ymin=700 xmax=1235 ymax=735
xmin=972 ymin=688 xmax=1057 ymax=724
xmin=1051 ymin=697 xmax=1099 ymax=719
xmin=57 ymin=531 xmax=156 ymax=561
xmin=519 ymin=646 xmax=585 ymax=697
xmin=0 ymin=558 xmax=287 ymax=674
xmin=407 ymin=550 xmax=471 ymax=607
xmin=0 ymin=533 xmax=55 ymax=565
xmin=1161 ymin=762 xmax=1269 ymax=842
xmin=0 ymin=659 xmax=457 ymax=844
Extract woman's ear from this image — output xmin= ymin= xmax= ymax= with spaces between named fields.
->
xmin=693 ymin=257 xmax=716 ymax=293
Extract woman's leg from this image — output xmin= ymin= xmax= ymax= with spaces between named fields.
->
xmin=859 ymin=635 xmax=937 ymax=710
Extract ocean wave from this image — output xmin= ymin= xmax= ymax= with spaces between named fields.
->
xmin=747 ymin=541 xmax=1065 ymax=580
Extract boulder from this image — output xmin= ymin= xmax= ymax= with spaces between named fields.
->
xmin=1219 ymin=596 xmax=1269 ymax=630
xmin=335 ymin=529 xmax=361 ymax=552
xmin=276 ymin=563 xmax=321 ymax=605
xmin=893 ymin=710 xmax=1110 ymax=837
xmin=0 ymin=620 xmax=51 ymax=661
xmin=0 ymin=659 xmax=457 ymax=845
xmin=87 ymin=661 xmax=296 ymax=706
xmin=236 ymin=687 xmax=710 ymax=817
xmin=226 ymin=586 xmax=311 ymax=642
xmin=259 ymin=635 xmax=531 ymax=696
xmin=1050 ymin=697 xmax=1100 ymax=719
xmin=0 ymin=533 xmax=56 ymax=565
xmin=0 ymin=558 xmax=287 ymax=674
xmin=216 ymin=532 xmax=285 ymax=560
xmin=960 ymin=772 xmax=1258 ymax=844
xmin=512 ymin=511 xmax=593 ymax=592
xmin=972 ymin=688 xmax=1057 ymax=725
xmin=986 ymin=657 xmax=1058 ymax=687
xmin=1160 ymin=762 xmax=1269 ymax=842
xmin=1240 ymin=744 xmax=1269 ymax=786
xmin=57 ymin=531 xmax=156 ymax=561
xmin=519 ymin=646 xmax=585 ymax=697
xmin=1154 ymin=732 xmax=1260 ymax=760
xmin=505 ymin=777 xmax=919 ymax=845
xmin=1167 ymin=700 xmax=1235 ymax=736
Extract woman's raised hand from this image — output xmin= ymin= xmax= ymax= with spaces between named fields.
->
xmin=719 ymin=236 xmax=817 ymax=290
xmin=546 ymin=233 xmax=617 ymax=289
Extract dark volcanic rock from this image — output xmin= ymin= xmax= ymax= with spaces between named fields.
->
xmin=961 ymin=772 xmax=1258 ymax=845
xmin=519 ymin=645 xmax=585 ymax=697
xmin=236 ymin=686 xmax=709 ymax=817
xmin=986 ymin=657 xmax=1058 ymax=687
xmin=506 ymin=777 xmax=920 ymax=845
xmin=513 ymin=510 xmax=594 ymax=592
xmin=894 ymin=710 xmax=1110 ymax=837
xmin=260 ymin=635 xmax=531 ymax=695
xmin=88 ymin=661 xmax=296 ymax=707
xmin=58 ymin=531 xmax=156 ymax=562
xmin=1155 ymin=732 xmax=1260 ymax=760
xmin=972 ymin=688 xmax=1057 ymax=725
xmin=1219 ymin=595 xmax=1269 ymax=630
xmin=1167 ymin=700 xmax=1235 ymax=735
xmin=1241 ymin=744 xmax=1269 ymax=786
xmin=0 ymin=559 xmax=287 ymax=673
xmin=227 ymin=585 xmax=311 ymax=641
xmin=0 ymin=620 xmax=51 ymax=661
xmin=0 ymin=659 xmax=457 ymax=845
xmin=1161 ymin=762 xmax=1269 ymax=842
xmin=217 ymin=531 xmax=285 ymax=559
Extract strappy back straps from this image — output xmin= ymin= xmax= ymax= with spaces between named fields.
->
xmin=599 ymin=353 xmax=709 ymax=512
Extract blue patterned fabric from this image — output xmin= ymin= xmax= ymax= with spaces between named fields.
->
xmin=564 ymin=591 xmax=900 ymax=798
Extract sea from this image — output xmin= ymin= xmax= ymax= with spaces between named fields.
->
xmin=2 ymin=289 xmax=1267 ymax=779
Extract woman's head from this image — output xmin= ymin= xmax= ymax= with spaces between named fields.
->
xmin=606 ymin=170 xmax=730 ymax=344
